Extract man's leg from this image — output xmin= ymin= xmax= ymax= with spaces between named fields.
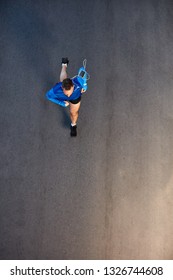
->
xmin=70 ymin=102 xmax=81 ymax=136
xmin=60 ymin=65 xmax=67 ymax=82
xmin=60 ymin=57 xmax=69 ymax=82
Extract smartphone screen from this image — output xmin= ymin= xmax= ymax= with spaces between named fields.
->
xmin=79 ymin=70 xmax=85 ymax=77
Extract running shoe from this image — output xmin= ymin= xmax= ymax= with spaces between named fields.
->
xmin=61 ymin=57 xmax=69 ymax=66
xmin=70 ymin=125 xmax=77 ymax=137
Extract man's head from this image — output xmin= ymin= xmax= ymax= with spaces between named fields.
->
xmin=62 ymin=78 xmax=74 ymax=96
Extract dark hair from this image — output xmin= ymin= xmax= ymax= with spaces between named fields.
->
xmin=62 ymin=78 xmax=73 ymax=90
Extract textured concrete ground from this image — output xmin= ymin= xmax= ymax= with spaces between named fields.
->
xmin=0 ymin=0 xmax=173 ymax=259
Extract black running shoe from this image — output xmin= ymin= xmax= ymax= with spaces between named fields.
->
xmin=61 ymin=57 xmax=69 ymax=65
xmin=70 ymin=125 xmax=77 ymax=137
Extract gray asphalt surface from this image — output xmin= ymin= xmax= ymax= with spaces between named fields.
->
xmin=1 ymin=0 xmax=173 ymax=260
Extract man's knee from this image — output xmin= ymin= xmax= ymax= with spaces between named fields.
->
xmin=70 ymin=111 xmax=78 ymax=117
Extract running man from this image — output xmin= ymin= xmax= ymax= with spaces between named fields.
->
xmin=46 ymin=58 xmax=86 ymax=137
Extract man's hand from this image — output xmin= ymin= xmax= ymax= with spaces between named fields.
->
xmin=81 ymin=88 xmax=86 ymax=93
xmin=64 ymin=101 xmax=69 ymax=107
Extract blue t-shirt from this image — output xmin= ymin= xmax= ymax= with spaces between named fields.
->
xmin=46 ymin=76 xmax=84 ymax=107
xmin=53 ymin=77 xmax=82 ymax=101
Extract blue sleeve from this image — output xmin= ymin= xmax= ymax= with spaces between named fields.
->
xmin=46 ymin=89 xmax=67 ymax=107
xmin=75 ymin=76 xmax=88 ymax=91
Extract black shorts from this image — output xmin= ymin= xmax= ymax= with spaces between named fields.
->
xmin=70 ymin=96 xmax=81 ymax=104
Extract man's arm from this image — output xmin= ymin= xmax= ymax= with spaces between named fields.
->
xmin=46 ymin=88 xmax=70 ymax=107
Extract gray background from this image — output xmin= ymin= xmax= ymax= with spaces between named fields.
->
xmin=0 ymin=0 xmax=173 ymax=259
